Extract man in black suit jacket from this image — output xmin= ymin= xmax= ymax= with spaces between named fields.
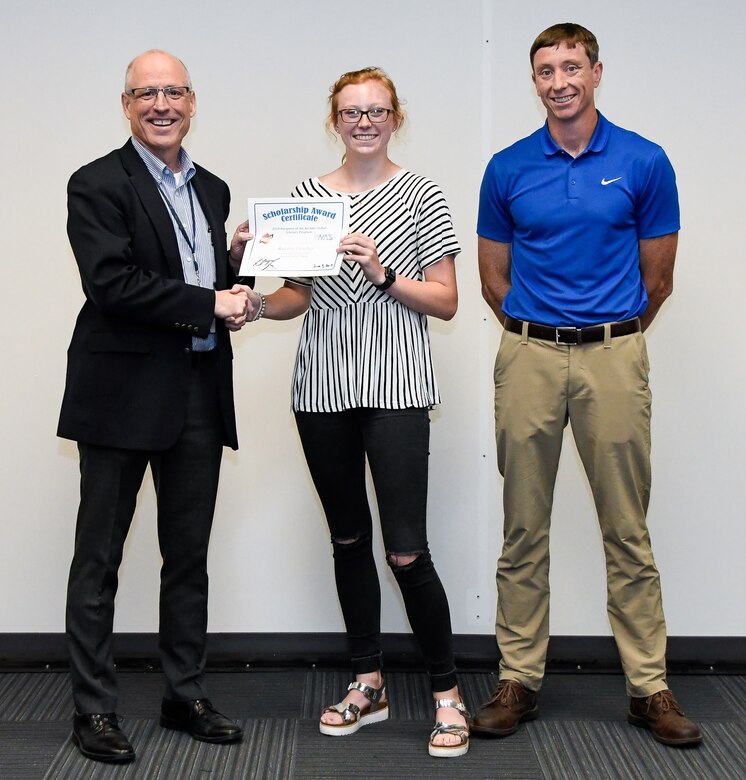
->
xmin=59 ymin=50 xmax=251 ymax=763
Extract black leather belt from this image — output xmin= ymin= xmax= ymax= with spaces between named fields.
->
xmin=504 ymin=316 xmax=640 ymax=345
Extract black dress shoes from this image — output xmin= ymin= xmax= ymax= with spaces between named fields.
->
xmin=160 ymin=698 xmax=243 ymax=743
xmin=72 ymin=712 xmax=135 ymax=763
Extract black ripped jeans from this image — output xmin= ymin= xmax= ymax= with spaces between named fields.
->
xmin=295 ymin=407 xmax=457 ymax=691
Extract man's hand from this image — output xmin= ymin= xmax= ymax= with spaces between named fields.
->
xmin=228 ymin=283 xmax=263 ymax=325
xmin=478 ymin=237 xmax=512 ymax=325
xmin=229 ymin=221 xmax=254 ymax=274
xmin=215 ymin=285 xmax=249 ymax=330
xmin=639 ymin=233 xmax=677 ymax=331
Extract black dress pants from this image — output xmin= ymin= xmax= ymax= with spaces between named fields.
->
xmin=65 ymin=356 xmax=224 ymax=713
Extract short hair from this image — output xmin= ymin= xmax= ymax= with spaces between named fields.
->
xmin=123 ymin=49 xmax=192 ymax=92
xmin=529 ymin=23 xmax=599 ymax=69
xmin=325 ymin=66 xmax=405 ymax=134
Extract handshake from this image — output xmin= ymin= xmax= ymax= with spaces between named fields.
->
xmin=212 ymin=219 xmax=264 ymax=331
xmin=214 ymin=285 xmax=263 ymax=332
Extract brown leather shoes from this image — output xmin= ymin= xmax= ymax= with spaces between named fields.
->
xmin=628 ymin=689 xmax=702 ymax=747
xmin=471 ymin=679 xmax=539 ymax=736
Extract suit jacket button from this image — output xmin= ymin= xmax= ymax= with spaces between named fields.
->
xmin=184 ymin=347 xmax=192 ymax=354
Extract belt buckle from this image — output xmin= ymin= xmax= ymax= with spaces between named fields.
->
xmin=556 ymin=327 xmax=580 ymax=345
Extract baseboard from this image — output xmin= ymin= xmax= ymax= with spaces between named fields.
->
xmin=0 ymin=633 xmax=743 ymax=673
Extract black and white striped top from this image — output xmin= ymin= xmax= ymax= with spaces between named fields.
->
xmin=288 ymin=170 xmax=460 ymax=412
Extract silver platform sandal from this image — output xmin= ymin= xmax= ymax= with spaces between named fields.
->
xmin=319 ymin=680 xmax=389 ymax=736
xmin=428 ymin=698 xmax=470 ymax=758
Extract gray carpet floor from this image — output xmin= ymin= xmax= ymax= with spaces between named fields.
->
xmin=0 ymin=670 xmax=742 ymax=779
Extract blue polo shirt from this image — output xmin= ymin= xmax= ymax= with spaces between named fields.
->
xmin=477 ymin=112 xmax=679 ymax=327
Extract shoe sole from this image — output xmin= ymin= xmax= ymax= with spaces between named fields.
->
xmin=471 ymin=706 xmax=539 ymax=737
xmin=159 ymin=717 xmax=243 ymax=743
xmin=626 ymin=714 xmax=703 ymax=746
xmin=319 ymin=704 xmax=389 ymax=736
xmin=428 ymin=740 xmax=469 ymax=758
xmin=72 ymin=732 xmax=136 ymax=763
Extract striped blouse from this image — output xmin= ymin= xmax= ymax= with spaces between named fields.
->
xmin=288 ymin=170 xmax=460 ymax=412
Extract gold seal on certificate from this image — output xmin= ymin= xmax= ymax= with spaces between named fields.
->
xmin=239 ymin=197 xmax=351 ymax=277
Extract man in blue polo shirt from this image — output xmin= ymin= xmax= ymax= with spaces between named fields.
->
xmin=472 ymin=23 xmax=701 ymax=748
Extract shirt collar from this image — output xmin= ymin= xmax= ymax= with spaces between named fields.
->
xmin=539 ymin=111 xmax=610 ymax=157
xmin=131 ymin=137 xmax=196 ymax=184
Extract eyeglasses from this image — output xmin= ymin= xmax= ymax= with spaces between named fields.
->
xmin=126 ymin=86 xmax=192 ymax=101
xmin=337 ymin=108 xmax=393 ymax=124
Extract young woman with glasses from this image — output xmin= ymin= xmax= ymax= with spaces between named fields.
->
xmin=230 ymin=66 xmax=468 ymax=758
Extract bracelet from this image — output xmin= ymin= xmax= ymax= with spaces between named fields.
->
xmin=250 ymin=292 xmax=266 ymax=322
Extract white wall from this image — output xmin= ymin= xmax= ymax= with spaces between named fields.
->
xmin=0 ymin=0 xmax=743 ymax=639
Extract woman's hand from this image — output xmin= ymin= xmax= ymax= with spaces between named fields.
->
xmin=338 ymin=234 xmax=457 ymax=320
xmin=338 ymin=232 xmax=386 ymax=286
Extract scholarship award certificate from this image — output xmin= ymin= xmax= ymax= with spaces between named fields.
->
xmin=239 ymin=197 xmax=351 ymax=277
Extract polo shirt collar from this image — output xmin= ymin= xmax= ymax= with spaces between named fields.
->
xmin=539 ymin=111 xmax=610 ymax=157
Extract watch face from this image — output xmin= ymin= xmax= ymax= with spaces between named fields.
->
xmin=377 ymin=266 xmax=396 ymax=289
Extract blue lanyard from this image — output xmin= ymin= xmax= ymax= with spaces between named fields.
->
xmin=159 ymin=181 xmax=200 ymax=285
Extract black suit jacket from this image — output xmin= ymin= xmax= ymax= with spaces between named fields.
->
xmin=58 ymin=140 xmax=244 ymax=451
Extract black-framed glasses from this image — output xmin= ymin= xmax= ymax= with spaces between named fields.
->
xmin=337 ymin=108 xmax=393 ymax=124
xmin=126 ymin=86 xmax=192 ymax=101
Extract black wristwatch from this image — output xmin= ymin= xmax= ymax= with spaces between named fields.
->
xmin=375 ymin=266 xmax=396 ymax=290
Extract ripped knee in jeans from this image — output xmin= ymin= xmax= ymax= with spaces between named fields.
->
xmin=330 ymin=531 xmax=372 ymax=560
xmin=387 ymin=550 xmax=426 ymax=570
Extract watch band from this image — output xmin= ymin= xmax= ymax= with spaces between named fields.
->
xmin=375 ymin=266 xmax=396 ymax=290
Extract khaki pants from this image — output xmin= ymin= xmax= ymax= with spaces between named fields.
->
xmin=493 ymin=327 xmax=668 ymax=697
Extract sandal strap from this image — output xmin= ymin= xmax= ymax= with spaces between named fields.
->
xmin=430 ymin=721 xmax=469 ymax=742
xmin=348 ymin=680 xmax=386 ymax=704
xmin=434 ymin=698 xmax=470 ymax=718
xmin=322 ymin=702 xmax=361 ymax=724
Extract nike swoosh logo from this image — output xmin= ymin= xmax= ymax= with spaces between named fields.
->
xmin=601 ymin=177 xmax=622 ymax=185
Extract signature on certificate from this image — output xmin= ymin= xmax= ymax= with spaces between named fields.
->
xmin=253 ymin=257 xmax=280 ymax=271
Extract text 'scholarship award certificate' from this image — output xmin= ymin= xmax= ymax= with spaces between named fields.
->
xmin=239 ymin=197 xmax=351 ymax=277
